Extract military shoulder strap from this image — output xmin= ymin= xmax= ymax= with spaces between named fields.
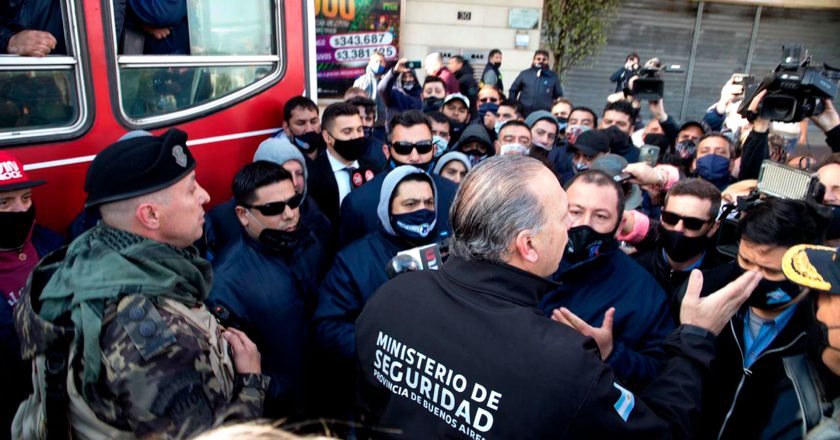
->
xmin=116 ymin=295 xmax=176 ymax=361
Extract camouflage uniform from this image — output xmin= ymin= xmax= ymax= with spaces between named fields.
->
xmin=14 ymin=225 xmax=268 ymax=439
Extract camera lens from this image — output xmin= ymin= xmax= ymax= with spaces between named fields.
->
xmin=761 ymin=95 xmax=797 ymax=122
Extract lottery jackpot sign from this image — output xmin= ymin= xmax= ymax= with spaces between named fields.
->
xmin=316 ymin=0 xmax=401 ymax=96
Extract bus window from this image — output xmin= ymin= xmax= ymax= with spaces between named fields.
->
xmin=114 ymin=0 xmax=282 ymax=124
xmin=0 ymin=0 xmax=87 ymax=141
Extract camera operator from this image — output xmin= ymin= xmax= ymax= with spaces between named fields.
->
xmin=673 ymin=197 xmax=827 ymax=439
xmin=703 ymin=76 xmax=748 ymax=134
xmin=811 ymin=98 xmax=840 ymax=152
xmin=610 ymin=53 xmax=640 ymax=93
xmin=356 ymin=155 xmax=761 ymax=438
xmin=313 ymin=166 xmax=441 ymax=417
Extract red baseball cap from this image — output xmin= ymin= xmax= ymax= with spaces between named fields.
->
xmin=0 ymin=152 xmax=45 ymax=192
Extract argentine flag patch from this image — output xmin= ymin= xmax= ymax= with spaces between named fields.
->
xmin=613 ymin=382 xmax=635 ymax=422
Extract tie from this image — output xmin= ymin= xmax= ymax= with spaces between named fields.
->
xmin=345 ymin=165 xmax=359 ymax=190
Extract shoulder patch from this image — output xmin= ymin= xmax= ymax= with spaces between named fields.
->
xmin=151 ymin=370 xmax=213 ymax=430
xmin=117 ymin=295 xmax=176 ymax=361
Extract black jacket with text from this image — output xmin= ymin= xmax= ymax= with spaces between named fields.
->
xmin=356 ymin=256 xmax=719 ymax=439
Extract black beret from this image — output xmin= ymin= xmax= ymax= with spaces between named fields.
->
xmin=84 ymin=128 xmax=196 ymax=208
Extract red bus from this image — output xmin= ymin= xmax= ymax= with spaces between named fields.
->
xmin=0 ymin=0 xmax=316 ymax=233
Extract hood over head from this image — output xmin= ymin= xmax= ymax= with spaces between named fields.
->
xmin=377 ymin=166 xmax=438 ymax=237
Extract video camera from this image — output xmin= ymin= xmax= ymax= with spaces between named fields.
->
xmin=738 ymin=44 xmax=840 ymax=123
xmin=629 ymin=58 xmax=684 ymax=101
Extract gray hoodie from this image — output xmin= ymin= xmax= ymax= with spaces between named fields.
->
xmin=377 ymin=166 xmax=438 ymax=237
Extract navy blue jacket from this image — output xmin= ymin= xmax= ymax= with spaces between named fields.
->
xmin=508 ymin=66 xmax=563 ymax=116
xmin=311 ymin=228 xmax=422 ymax=417
xmin=127 ymin=0 xmax=190 ymax=54
xmin=540 ymin=248 xmax=674 ymax=390
xmin=337 ymin=171 xmax=457 ymax=248
xmin=313 ymin=228 xmax=412 ymax=362
xmin=206 ymin=228 xmax=326 ymax=418
xmin=0 ymin=0 xmax=66 ymax=55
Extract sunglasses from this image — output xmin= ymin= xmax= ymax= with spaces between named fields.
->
xmin=391 ymin=140 xmax=434 ymax=155
xmin=661 ymin=211 xmax=711 ymax=231
xmin=478 ymin=97 xmax=499 ymax=103
xmin=243 ymin=193 xmax=303 ymax=216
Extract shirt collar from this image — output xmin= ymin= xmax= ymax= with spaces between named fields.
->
xmin=326 ymin=149 xmax=359 ymax=172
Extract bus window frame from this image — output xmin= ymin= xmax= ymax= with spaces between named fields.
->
xmin=0 ymin=0 xmax=93 ymax=147
xmin=107 ymin=0 xmax=287 ymax=129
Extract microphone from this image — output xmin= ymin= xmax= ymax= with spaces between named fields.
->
xmin=384 ymin=243 xmax=443 ymax=279
xmin=385 ymin=254 xmax=421 ymax=279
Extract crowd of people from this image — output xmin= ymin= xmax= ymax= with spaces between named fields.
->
xmin=2 ymin=45 xmax=840 ymax=440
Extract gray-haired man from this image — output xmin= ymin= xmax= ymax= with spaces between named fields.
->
xmin=355 ymin=155 xmax=761 ymax=438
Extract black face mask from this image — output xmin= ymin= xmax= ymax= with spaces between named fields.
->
xmin=564 ymin=225 xmax=616 ymax=265
xmin=388 ymin=157 xmax=433 ymax=173
xmin=807 ymin=298 xmax=840 ymax=359
xmin=825 ymin=204 xmax=840 ymax=241
xmin=449 ymin=119 xmax=466 ymax=137
xmin=332 ymin=136 xmax=368 ymax=162
xmin=257 ymin=225 xmax=305 ymax=254
xmin=661 ymin=227 xmax=710 ymax=264
xmin=362 ymin=126 xmax=374 ymax=141
xmin=747 ymin=278 xmax=802 ymax=311
xmin=293 ymin=131 xmax=326 ymax=153
xmin=0 ymin=205 xmax=35 ymax=250
xmin=491 ymin=62 xmax=501 ymax=68
xmin=423 ymin=97 xmax=444 ymax=113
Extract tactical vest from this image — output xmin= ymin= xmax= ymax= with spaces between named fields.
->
xmin=12 ymin=250 xmax=235 ymax=440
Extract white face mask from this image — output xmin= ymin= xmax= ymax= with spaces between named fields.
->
xmin=494 ymin=120 xmax=505 ymax=135
xmin=500 ymin=143 xmax=529 ymax=155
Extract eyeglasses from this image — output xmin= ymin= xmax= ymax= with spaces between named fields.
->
xmin=661 ymin=211 xmax=711 ymax=231
xmin=478 ymin=97 xmax=499 ymax=103
xmin=391 ymin=140 xmax=434 ymax=155
xmin=243 ymin=193 xmax=303 ymax=216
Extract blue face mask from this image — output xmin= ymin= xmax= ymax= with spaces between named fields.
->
xmin=695 ymin=154 xmax=731 ymax=189
xmin=494 ymin=120 xmax=505 ymax=135
xmin=391 ymin=208 xmax=437 ymax=240
xmin=432 ymin=135 xmax=448 ymax=157
xmin=374 ymin=64 xmax=386 ymax=75
xmin=556 ymin=117 xmax=568 ymax=133
xmin=573 ymin=161 xmax=589 ymax=173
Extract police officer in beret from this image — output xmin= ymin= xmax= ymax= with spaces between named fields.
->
xmin=13 ymin=128 xmax=269 ymax=439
